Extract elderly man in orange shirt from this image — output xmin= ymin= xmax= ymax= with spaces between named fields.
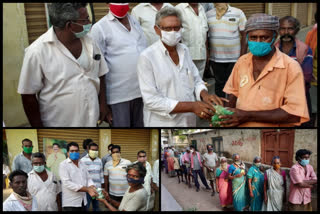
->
xmin=220 ymin=13 xmax=309 ymax=127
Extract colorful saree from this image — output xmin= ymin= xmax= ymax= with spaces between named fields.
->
xmin=216 ymin=165 xmax=233 ymax=207
xmin=247 ymin=165 xmax=264 ymax=211
xmin=229 ymin=164 xmax=248 ymax=211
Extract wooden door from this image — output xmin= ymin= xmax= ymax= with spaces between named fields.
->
xmin=261 ymin=129 xmax=294 ymax=167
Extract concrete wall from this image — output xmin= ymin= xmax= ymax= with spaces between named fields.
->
xmin=150 ymin=129 xmax=160 ymax=165
xmin=99 ymin=129 xmax=111 ymax=159
xmin=189 ymin=129 xmax=261 ymax=162
xmin=294 ymin=129 xmax=317 ymax=172
xmin=6 ymin=129 xmax=38 ymax=168
xmin=3 ymin=3 xmax=30 ymax=127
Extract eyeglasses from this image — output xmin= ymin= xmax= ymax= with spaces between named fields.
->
xmin=157 ymin=25 xmax=182 ymax=32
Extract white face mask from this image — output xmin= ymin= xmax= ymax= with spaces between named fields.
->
xmin=158 ymin=27 xmax=182 ymax=47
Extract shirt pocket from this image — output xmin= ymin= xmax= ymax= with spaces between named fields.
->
xmin=179 ymin=66 xmax=195 ymax=98
xmin=257 ymin=85 xmax=282 ymax=109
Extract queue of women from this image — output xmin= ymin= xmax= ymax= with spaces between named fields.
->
xmin=217 ymin=149 xmax=317 ymax=211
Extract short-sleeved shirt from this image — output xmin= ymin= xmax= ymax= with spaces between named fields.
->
xmin=80 ymin=155 xmax=104 ymax=188
xmin=104 ymin=158 xmax=132 ymax=197
xmin=223 ymin=48 xmax=310 ymax=127
xmin=176 ymin=3 xmax=208 ymax=60
xmin=27 ymin=169 xmax=61 ymax=211
xmin=203 ymin=152 xmax=218 ymax=168
xmin=206 ymin=5 xmax=247 ymax=62
xmin=118 ymin=187 xmax=148 ymax=211
xmin=12 ymin=152 xmax=32 ymax=174
xmin=17 ymin=27 xmax=109 ymax=127
xmin=90 ymin=13 xmax=148 ymax=105
xmin=101 ymin=153 xmax=112 ymax=169
xmin=289 ymin=163 xmax=317 ymax=205
xmin=131 ymin=3 xmax=173 ymax=46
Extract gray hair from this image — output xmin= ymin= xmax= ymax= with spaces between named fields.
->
xmin=31 ymin=152 xmax=46 ymax=162
xmin=48 ymin=3 xmax=88 ymax=29
xmin=253 ymin=156 xmax=261 ymax=163
xmin=126 ymin=162 xmax=146 ymax=179
xmin=232 ymin=153 xmax=240 ymax=160
xmin=220 ymin=157 xmax=227 ymax=162
xmin=155 ymin=7 xmax=183 ymax=27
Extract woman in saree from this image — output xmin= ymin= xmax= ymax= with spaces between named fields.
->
xmin=263 ymin=156 xmax=286 ymax=211
xmin=247 ymin=156 xmax=264 ymax=211
xmin=228 ymin=153 xmax=249 ymax=211
xmin=216 ymin=157 xmax=233 ymax=209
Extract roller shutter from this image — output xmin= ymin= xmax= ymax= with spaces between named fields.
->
xmin=37 ymin=129 xmax=99 ymax=155
xmin=24 ymin=3 xmax=48 ymax=44
xmin=272 ymin=3 xmax=291 ymax=19
xmin=111 ymin=129 xmax=150 ymax=164
xmin=92 ymin=3 xmax=139 ymax=22
xmin=296 ymin=3 xmax=308 ymax=27
xmin=230 ymin=3 xmax=265 ymax=20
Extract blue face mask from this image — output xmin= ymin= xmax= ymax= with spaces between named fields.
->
xmin=72 ymin=22 xmax=92 ymax=38
xmin=247 ymin=33 xmax=276 ymax=57
xmin=299 ymin=159 xmax=309 ymax=166
xmin=33 ymin=165 xmax=45 ymax=173
xmin=69 ymin=152 xmax=80 ymax=160
xmin=127 ymin=176 xmax=144 ymax=184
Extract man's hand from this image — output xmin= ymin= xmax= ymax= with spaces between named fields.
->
xmin=87 ymin=187 xmax=98 ymax=197
xmin=101 ymin=189 xmax=111 ymax=201
xmin=99 ymin=105 xmax=112 ymax=126
xmin=192 ymin=101 xmax=215 ymax=120
xmin=219 ymin=108 xmax=247 ymax=127
xmin=200 ymin=90 xmax=228 ymax=107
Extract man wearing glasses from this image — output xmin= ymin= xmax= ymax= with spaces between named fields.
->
xmin=137 ymin=7 xmax=225 ymax=127
xmin=134 ymin=150 xmax=154 ymax=210
xmin=18 ymin=3 xmax=110 ymax=127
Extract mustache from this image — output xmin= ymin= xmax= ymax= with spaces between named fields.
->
xmin=280 ymin=34 xmax=295 ymax=41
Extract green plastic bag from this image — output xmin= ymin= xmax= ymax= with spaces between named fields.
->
xmin=211 ymin=105 xmax=234 ymax=127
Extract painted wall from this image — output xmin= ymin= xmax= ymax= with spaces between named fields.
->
xmin=294 ymin=129 xmax=317 ymax=172
xmin=190 ymin=129 xmax=261 ymax=162
xmin=150 ymin=129 xmax=159 ymax=167
xmin=3 ymin=3 xmax=30 ymax=127
xmin=6 ymin=129 xmax=39 ymax=168
xmin=99 ymin=129 xmax=111 ymax=159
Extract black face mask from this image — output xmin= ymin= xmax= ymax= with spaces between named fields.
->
xmin=208 ymin=148 xmax=213 ymax=151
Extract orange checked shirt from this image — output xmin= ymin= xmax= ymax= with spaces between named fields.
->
xmin=223 ymin=48 xmax=309 ymax=127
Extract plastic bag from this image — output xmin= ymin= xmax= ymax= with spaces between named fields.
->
xmin=211 ymin=105 xmax=234 ymax=127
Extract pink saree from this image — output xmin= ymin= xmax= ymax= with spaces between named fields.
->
xmin=216 ymin=164 xmax=233 ymax=207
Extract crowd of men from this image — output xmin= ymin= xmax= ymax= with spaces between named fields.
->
xmin=3 ymin=138 xmax=159 ymax=211
xmin=16 ymin=3 xmax=317 ymax=127
xmin=162 ymin=146 xmax=317 ymax=211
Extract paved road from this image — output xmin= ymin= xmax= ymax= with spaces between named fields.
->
xmin=161 ymin=170 xmax=223 ymax=211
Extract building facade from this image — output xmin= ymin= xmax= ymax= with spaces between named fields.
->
xmin=3 ymin=129 xmax=159 ymax=168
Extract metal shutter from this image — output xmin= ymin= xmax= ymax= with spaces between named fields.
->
xmin=272 ymin=3 xmax=291 ymax=19
xmin=24 ymin=3 xmax=48 ymax=44
xmin=111 ymin=129 xmax=150 ymax=164
xmin=230 ymin=3 xmax=265 ymax=20
xmin=37 ymin=129 xmax=99 ymax=155
xmin=296 ymin=3 xmax=308 ymax=27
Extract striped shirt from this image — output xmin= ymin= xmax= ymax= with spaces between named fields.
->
xmin=80 ymin=154 xmax=104 ymax=188
xmin=206 ymin=5 xmax=247 ymax=62
xmin=104 ymin=158 xmax=132 ymax=197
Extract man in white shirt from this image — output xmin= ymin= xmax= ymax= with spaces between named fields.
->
xmin=176 ymin=3 xmax=208 ymax=78
xmin=90 ymin=3 xmax=148 ymax=127
xmin=131 ymin=3 xmax=173 ymax=46
xmin=80 ymin=142 xmax=104 ymax=211
xmin=59 ymin=142 xmax=98 ymax=211
xmin=134 ymin=150 xmax=154 ymax=210
xmin=3 ymin=170 xmax=38 ymax=211
xmin=17 ymin=3 xmax=110 ymax=127
xmin=137 ymin=7 xmax=225 ymax=127
xmin=28 ymin=152 xmax=62 ymax=211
